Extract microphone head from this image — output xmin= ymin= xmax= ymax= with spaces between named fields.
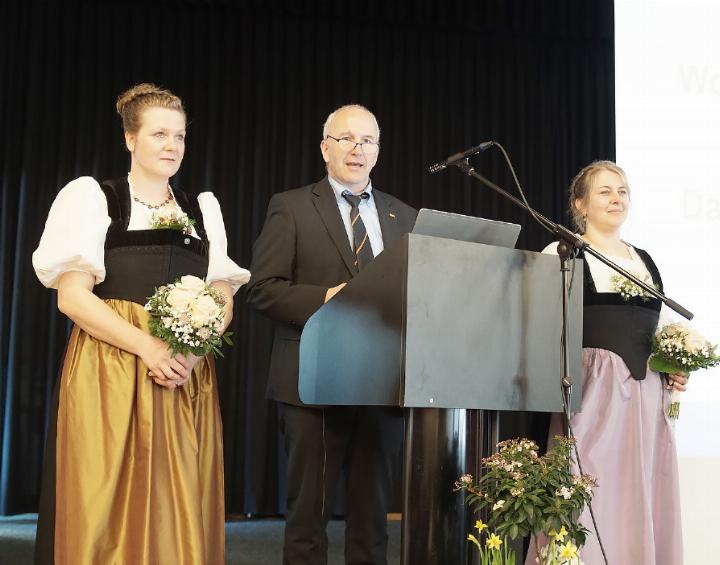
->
xmin=428 ymin=163 xmax=447 ymax=174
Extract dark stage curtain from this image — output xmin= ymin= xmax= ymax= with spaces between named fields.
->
xmin=0 ymin=0 xmax=615 ymax=515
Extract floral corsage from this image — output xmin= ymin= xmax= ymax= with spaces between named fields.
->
xmin=151 ymin=209 xmax=195 ymax=235
xmin=609 ymin=272 xmax=656 ymax=302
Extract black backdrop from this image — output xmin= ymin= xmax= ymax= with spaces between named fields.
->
xmin=0 ymin=0 xmax=615 ymax=516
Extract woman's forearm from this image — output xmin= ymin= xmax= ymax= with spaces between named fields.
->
xmin=57 ymin=272 xmax=153 ymax=357
xmin=210 ymin=280 xmax=234 ymax=332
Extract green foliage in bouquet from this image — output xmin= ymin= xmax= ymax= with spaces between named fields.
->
xmin=649 ymin=322 xmax=720 ymax=374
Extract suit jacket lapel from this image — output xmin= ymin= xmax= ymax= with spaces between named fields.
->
xmin=311 ymin=177 xmax=357 ymax=274
xmin=374 ymin=189 xmax=403 ymax=246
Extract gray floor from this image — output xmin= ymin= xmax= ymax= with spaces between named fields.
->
xmin=0 ymin=514 xmax=402 ymax=565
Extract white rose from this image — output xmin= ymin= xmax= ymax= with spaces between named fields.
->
xmin=191 ymin=294 xmax=222 ymax=327
xmin=166 ymin=288 xmax=195 ymax=310
xmin=178 ymin=275 xmax=207 ymax=293
xmin=663 ymin=323 xmax=684 ymax=337
xmin=685 ymin=332 xmax=707 ymax=355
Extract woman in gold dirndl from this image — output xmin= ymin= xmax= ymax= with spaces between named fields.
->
xmin=32 ymin=83 xmax=250 ymax=565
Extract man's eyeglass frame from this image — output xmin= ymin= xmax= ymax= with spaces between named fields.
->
xmin=325 ymin=135 xmax=380 ymax=155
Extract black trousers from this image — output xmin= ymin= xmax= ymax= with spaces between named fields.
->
xmin=278 ymin=403 xmax=403 ymax=565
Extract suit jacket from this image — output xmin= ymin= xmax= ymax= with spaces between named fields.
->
xmin=247 ymin=177 xmax=418 ymax=405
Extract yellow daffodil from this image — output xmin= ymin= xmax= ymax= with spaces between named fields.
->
xmin=559 ymin=541 xmax=578 ymax=559
xmin=549 ymin=525 xmax=568 ymax=542
xmin=474 ymin=519 xmax=488 ymax=532
xmin=467 ymin=533 xmax=482 ymax=550
xmin=486 ymin=533 xmax=503 ymax=550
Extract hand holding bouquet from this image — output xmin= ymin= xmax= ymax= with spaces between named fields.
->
xmin=649 ymin=322 xmax=720 ymax=418
xmin=144 ymin=275 xmax=232 ymax=357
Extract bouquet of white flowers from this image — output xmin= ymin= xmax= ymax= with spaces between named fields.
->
xmin=144 ymin=275 xmax=232 ymax=357
xmin=649 ymin=322 xmax=720 ymax=418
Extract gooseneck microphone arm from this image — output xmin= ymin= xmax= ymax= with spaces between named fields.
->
xmin=442 ymin=157 xmax=693 ymax=320
xmin=427 ymin=142 xmax=494 ymax=174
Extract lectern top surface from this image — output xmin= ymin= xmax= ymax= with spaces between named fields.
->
xmin=412 ymin=208 xmax=521 ymax=247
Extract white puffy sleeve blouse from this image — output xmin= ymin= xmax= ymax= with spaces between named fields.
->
xmin=32 ymin=176 xmax=250 ymax=294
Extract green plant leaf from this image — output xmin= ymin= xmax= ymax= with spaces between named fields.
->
xmin=648 ymin=355 xmax=683 ymax=374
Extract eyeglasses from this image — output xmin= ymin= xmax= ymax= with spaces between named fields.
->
xmin=325 ymin=135 xmax=380 ymax=155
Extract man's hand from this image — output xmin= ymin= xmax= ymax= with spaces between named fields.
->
xmin=324 ymin=283 xmax=347 ymax=303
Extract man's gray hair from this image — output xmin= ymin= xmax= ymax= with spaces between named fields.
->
xmin=322 ymin=104 xmax=381 ymax=142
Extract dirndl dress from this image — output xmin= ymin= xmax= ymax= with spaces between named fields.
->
xmin=33 ymin=177 xmax=246 ymax=565
xmin=526 ymin=244 xmax=682 ymax=565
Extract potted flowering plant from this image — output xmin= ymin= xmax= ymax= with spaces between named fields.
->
xmin=455 ymin=436 xmax=595 ymax=565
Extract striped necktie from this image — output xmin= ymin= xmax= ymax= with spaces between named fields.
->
xmin=341 ymin=190 xmax=373 ymax=270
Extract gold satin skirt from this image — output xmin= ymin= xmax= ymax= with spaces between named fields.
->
xmin=45 ymin=300 xmax=224 ymax=565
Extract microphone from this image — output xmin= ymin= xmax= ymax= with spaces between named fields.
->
xmin=427 ymin=141 xmax=494 ymax=174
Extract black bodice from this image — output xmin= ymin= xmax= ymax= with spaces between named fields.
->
xmin=92 ymin=178 xmax=209 ymax=305
xmin=580 ymin=246 xmax=663 ymax=380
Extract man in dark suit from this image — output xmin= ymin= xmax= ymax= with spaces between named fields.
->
xmin=247 ymin=104 xmax=417 ymax=565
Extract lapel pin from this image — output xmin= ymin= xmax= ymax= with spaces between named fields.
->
xmin=389 ymin=213 xmax=396 ymax=218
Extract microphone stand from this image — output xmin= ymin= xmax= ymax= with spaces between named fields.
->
xmin=449 ymin=158 xmax=694 ymax=432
